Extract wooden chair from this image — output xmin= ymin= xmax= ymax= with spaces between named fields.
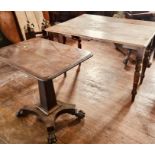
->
xmin=15 ymin=11 xmax=50 ymax=40
xmin=24 ymin=19 xmax=49 ymax=40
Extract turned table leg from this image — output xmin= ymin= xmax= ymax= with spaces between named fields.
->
xmin=62 ymin=35 xmax=67 ymax=44
xmin=140 ymin=49 xmax=149 ymax=85
xmin=78 ymin=38 xmax=82 ymax=49
xmin=62 ymin=35 xmax=67 ymax=77
xmin=72 ymin=36 xmax=82 ymax=49
xmin=140 ymin=37 xmax=155 ymax=85
xmin=131 ymin=48 xmax=144 ymax=102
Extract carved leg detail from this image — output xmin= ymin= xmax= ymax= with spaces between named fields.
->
xmin=16 ymin=102 xmax=85 ymax=144
xmin=140 ymin=50 xmax=149 ymax=85
xmin=47 ymin=126 xmax=57 ymax=144
xmin=74 ymin=110 xmax=85 ymax=119
xmin=131 ymin=50 xmax=143 ymax=102
xmin=147 ymin=50 xmax=154 ymax=67
xmin=54 ymin=108 xmax=85 ymax=121
xmin=16 ymin=108 xmax=39 ymax=118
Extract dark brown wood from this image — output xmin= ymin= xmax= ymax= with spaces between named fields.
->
xmin=62 ymin=35 xmax=66 ymax=44
xmin=140 ymin=50 xmax=149 ymax=85
xmin=132 ymin=48 xmax=144 ymax=101
xmin=48 ymin=11 xmax=85 ymax=25
xmin=38 ymin=80 xmax=57 ymax=113
xmin=16 ymin=101 xmax=85 ymax=143
xmin=140 ymin=37 xmax=155 ymax=84
xmin=72 ymin=36 xmax=82 ymax=49
xmin=48 ymin=32 xmax=54 ymax=40
xmin=125 ymin=11 xmax=155 ymax=20
xmin=78 ymin=38 xmax=82 ymax=49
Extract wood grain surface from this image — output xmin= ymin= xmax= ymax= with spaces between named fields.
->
xmin=0 ymin=38 xmax=93 ymax=80
xmin=46 ymin=14 xmax=155 ymax=48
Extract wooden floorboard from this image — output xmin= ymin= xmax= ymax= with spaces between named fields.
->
xmin=0 ymin=39 xmax=155 ymax=144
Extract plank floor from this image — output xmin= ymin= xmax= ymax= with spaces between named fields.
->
xmin=0 ymin=39 xmax=155 ymax=144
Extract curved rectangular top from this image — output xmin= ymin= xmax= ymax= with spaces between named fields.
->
xmin=0 ymin=38 xmax=93 ymax=81
xmin=46 ymin=14 xmax=155 ymax=48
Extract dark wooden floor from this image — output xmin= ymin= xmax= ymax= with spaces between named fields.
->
xmin=0 ymin=39 xmax=155 ymax=144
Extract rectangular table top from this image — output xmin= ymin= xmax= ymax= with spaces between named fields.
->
xmin=45 ymin=14 xmax=155 ymax=48
xmin=0 ymin=38 xmax=93 ymax=81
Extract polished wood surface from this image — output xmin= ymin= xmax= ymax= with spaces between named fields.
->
xmin=46 ymin=14 xmax=155 ymax=48
xmin=0 ymin=38 xmax=92 ymax=80
xmin=0 ymin=39 xmax=155 ymax=143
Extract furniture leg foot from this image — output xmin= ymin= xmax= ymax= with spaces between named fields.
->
xmin=74 ymin=110 xmax=85 ymax=119
xmin=47 ymin=126 xmax=57 ymax=144
xmin=16 ymin=108 xmax=38 ymax=118
xmin=16 ymin=102 xmax=85 ymax=143
xmin=54 ymin=106 xmax=85 ymax=121
xmin=16 ymin=109 xmax=27 ymax=117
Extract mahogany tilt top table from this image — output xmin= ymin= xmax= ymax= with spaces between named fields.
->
xmin=46 ymin=14 xmax=155 ymax=101
xmin=0 ymin=38 xmax=93 ymax=143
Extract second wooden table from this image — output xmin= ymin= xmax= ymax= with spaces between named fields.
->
xmin=45 ymin=14 xmax=155 ymax=101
